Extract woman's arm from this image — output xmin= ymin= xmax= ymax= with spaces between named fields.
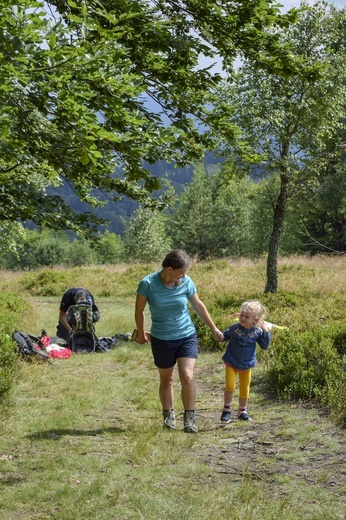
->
xmin=134 ymin=293 xmax=150 ymax=344
xmin=189 ymin=293 xmax=223 ymax=341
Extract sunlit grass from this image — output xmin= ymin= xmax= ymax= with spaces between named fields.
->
xmin=1 ymin=256 xmax=346 ymax=519
xmin=1 ymin=345 xmax=345 ymax=519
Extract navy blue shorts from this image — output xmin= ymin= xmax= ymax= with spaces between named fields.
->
xmin=151 ymin=334 xmax=198 ymax=369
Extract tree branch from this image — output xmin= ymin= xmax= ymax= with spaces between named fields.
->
xmin=0 ymin=163 xmax=20 ymax=173
xmin=302 ymin=225 xmax=344 ymax=254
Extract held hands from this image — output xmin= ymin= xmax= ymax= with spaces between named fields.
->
xmin=211 ymin=328 xmax=224 ymax=342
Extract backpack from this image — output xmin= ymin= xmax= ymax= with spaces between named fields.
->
xmin=12 ymin=331 xmax=50 ymax=362
xmin=66 ymin=301 xmax=98 ymax=354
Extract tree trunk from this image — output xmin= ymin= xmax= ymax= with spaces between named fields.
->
xmin=265 ymin=174 xmax=289 ymax=293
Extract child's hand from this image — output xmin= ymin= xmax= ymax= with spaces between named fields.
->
xmin=212 ymin=329 xmax=224 ymax=342
xmin=259 ymin=320 xmax=269 ymax=333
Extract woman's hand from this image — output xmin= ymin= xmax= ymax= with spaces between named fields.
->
xmin=211 ymin=328 xmax=224 ymax=342
xmin=133 ymin=330 xmax=151 ymax=344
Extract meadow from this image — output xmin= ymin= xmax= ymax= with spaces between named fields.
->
xmin=0 ymin=256 xmax=345 ymax=519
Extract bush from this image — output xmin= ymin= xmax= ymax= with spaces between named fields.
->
xmin=266 ymin=327 xmax=346 ymax=425
xmin=192 ymin=298 xmax=228 ymax=352
xmin=0 ymin=334 xmax=19 ymax=397
xmin=19 ymin=270 xmax=68 ymax=296
xmin=0 ymin=292 xmax=31 ymax=399
xmin=324 ymin=324 xmax=346 ymax=357
xmin=0 ymin=229 xmax=70 ymax=270
xmin=326 ymin=356 xmax=346 ymax=427
xmin=0 ymin=228 xmax=126 ymax=269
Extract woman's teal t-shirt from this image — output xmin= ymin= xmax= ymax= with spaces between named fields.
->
xmin=137 ymin=270 xmax=197 ymax=340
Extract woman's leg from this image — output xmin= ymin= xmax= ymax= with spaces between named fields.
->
xmin=157 ymin=366 xmax=175 ymax=410
xmin=177 ymin=357 xmax=198 ymax=433
xmin=177 ymin=357 xmax=196 ymax=410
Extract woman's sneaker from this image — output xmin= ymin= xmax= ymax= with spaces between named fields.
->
xmin=184 ymin=410 xmax=198 ymax=433
xmin=163 ymin=409 xmax=176 ymax=430
xmin=220 ymin=410 xmax=231 ymax=423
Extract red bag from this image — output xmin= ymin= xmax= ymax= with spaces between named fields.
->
xmin=40 ymin=335 xmax=51 ymax=347
xmin=48 ymin=346 xmax=72 ymax=359
xmin=40 ymin=334 xmax=72 ymax=359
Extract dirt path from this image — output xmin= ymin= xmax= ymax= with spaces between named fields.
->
xmin=193 ymin=362 xmax=346 ymax=499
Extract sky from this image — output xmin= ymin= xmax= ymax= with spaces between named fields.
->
xmin=281 ymin=0 xmax=346 ymax=9
xmin=201 ymin=0 xmax=346 ymax=74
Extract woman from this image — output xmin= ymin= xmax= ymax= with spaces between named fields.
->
xmin=135 ymin=249 xmax=222 ymax=433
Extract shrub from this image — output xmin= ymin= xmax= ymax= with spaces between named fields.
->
xmin=192 ymin=298 xmax=227 ymax=352
xmin=64 ymin=240 xmax=95 ymax=266
xmin=0 ymin=229 xmax=71 ymax=270
xmin=19 ymin=270 xmax=67 ymax=296
xmin=0 ymin=334 xmax=19 ymax=397
xmin=326 ymin=356 xmax=346 ymax=427
xmin=266 ymin=327 xmax=345 ymax=425
xmin=0 ymin=292 xmax=31 ymax=398
xmin=323 ymin=324 xmax=346 ymax=357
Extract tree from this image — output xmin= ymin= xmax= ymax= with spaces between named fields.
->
xmin=305 ymin=169 xmax=346 ymax=253
xmin=93 ymin=230 xmax=125 ymax=264
xmin=169 ymin=165 xmax=218 ymax=259
xmin=170 ymin=163 xmax=266 ymax=259
xmin=123 ymin=206 xmax=171 ymax=261
xmin=215 ymin=1 xmax=346 ymax=292
xmin=0 ymin=0 xmax=299 ymax=249
xmin=0 ymin=228 xmax=72 ymax=269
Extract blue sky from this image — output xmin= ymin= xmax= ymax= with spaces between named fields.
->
xmin=282 ymin=0 xmax=345 ymax=9
xmin=200 ymin=0 xmax=346 ymax=74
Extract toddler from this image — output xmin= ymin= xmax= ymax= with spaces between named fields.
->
xmin=219 ymin=300 xmax=270 ymax=422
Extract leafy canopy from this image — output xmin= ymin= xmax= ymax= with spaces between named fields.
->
xmin=0 ymin=0 xmax=299 ymax=238
xmin=213 ymin=1 xmax=346 ymax=291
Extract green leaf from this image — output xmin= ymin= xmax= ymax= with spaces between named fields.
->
xmin=80 ymin=152 xmax=90 ymax=165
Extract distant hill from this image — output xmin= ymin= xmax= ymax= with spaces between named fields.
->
xmin=47 ymin=152 xmax=224 ymax=235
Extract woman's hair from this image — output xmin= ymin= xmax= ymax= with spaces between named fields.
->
xmin=240 ymin=300 xmax=267 ymax=321
xmin=162 ymin=249 xmax=192 ymax=270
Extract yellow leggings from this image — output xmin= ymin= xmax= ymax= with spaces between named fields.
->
xmin=225 ymin=366 xmax=252 ymax=399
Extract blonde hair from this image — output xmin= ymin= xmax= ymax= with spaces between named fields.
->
xmin=240 ymin=300 xmax=267 ymax=322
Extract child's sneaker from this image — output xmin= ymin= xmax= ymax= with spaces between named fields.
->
xmin=163 ymin=409 xmax=176 ymax=430
xmin=184 ymin=410 xmax=198 ymax=433
xmin=238 ymin=410 xmax=251 ymax=421
xmin=220 ymin=410 xmax=231 ymax=423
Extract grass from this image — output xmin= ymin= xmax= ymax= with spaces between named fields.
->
xmin=1 ymin=349 xmax=345 ymax=519
xmin=0 ymin=256 xmax=346 ymax=519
